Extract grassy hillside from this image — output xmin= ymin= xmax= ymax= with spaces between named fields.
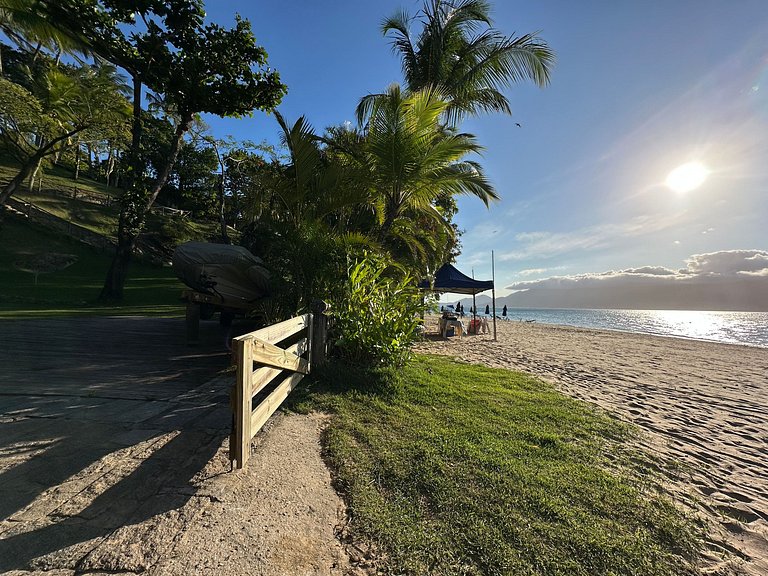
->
xmin=0 ymin=160 xmax=205 ymax=317
xmin=0 ymin=217 xmax=187 ymax=317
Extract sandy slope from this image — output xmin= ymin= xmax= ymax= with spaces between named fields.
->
xmin=415 ymin=316 xmax=768 ymax=575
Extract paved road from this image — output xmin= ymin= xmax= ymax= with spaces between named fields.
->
xmin=0 ymin=317 xmax=235 ymax=572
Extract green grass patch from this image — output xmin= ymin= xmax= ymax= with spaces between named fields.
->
xmin=0 ymin=159 xmax=119 ymax=199
xmin=294 ymin=355 xmax=701 ymax=575
xmin=13 ymin=189 xmax=120 ymax=237
xmin=0 ymin=217 xmax=186 ymax=317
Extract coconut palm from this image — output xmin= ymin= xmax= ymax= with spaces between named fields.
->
xmin=0 ymin=0 xmax=92 ymax=73
xmin=353 ymin=84 xmax=498 ymax=242
xmin=368 ymin=0 xmax=554 ymax=124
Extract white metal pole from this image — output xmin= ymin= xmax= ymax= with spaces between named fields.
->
xmin=492 ymin=250 xmax=497 ymax=341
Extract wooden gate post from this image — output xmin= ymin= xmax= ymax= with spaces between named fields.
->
xmin=310 ymin=300 xmax=329 ymax=368
xmin=233 ymin=335 xmax=253 ymax=469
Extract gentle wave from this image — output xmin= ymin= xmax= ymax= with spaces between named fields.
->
xmin=480 ymin=308 xmax=768 ymax=348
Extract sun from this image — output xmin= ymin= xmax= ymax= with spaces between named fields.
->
xmin=665 ymin=161 xmax=710 ymax=193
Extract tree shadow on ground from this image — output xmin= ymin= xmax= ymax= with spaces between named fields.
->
xmin=0 ymin=423 xmax=228 ymax=572
xmin=0 ymin=316 xmax=236 ymax=571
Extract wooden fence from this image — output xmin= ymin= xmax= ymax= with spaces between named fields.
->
xmin=230 ymin=304 xmax=329 ymax=469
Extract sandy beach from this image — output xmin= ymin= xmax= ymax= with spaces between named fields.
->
xmin=415 ymin=316 xmax=768 ymax=575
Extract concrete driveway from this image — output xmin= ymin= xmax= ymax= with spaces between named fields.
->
xmin=0 ymin=316 xmax=233 ymax=572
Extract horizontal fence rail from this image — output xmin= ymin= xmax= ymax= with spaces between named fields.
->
xmin=230 ymin=313 xmax=313 ymax=469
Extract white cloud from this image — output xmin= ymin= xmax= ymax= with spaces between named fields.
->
xmin=518 ymin=266 xmax=566 ymax=277
xmin=499 ymin=213 xmax=686 ymax=261
xmin=740 ymin=268 xmax=768 ymax=277
xmin=686 ymin=250 xmax=768 ymax=275
xmin=505 ymin=249 xmax=768 ymax=291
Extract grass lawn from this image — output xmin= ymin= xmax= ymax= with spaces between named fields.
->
xmin=0 ymin=159 xmax=119 ymax=200
xmin=0 ymin=217 xmax=186 ymax=318
xmin=294 ymin=355 xmax=701 ymax=576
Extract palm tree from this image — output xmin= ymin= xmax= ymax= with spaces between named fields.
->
xmin=0 ymin=63 xmax=130 ymax=203
xmin=0 ymin=0 xmax=91 ymax=74
xmin=353 ymin=84 xmax=498 ymax=243
xmin=369 ymin=0 xmax=554 ymax=124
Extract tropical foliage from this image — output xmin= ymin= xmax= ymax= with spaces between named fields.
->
xmin=375 ymin=0 xmax=555 ymax=124
xmin=330 ymin=254 xmax=425 ymax=367
xmin=354 ymin=84 xmax=497 ymax=262
xmin=0 ymin=0 xmax=553 ymax=364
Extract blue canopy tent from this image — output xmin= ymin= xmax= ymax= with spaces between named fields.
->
xmin=419 ymin=263 xmax=496 ymax=339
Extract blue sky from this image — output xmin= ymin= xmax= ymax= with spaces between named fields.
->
xmin=202 ymin=0 xmax=768 ymax=299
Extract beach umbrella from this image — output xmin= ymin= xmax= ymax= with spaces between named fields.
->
xmin=485 ymin=304 xmax=490 ymax=315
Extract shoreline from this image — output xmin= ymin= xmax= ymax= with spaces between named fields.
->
xmin=490 ymin=316 xmax=768 ymax=350
xmin=415 ymin=316 xmax=768 ymax=575
xmin=440 ymin=312 xmax=768 ymax=349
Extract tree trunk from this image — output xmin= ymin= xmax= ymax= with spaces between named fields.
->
xmin=100 ymin=76 xmax=144 ymax=302
xmin=1 ymin=161 xmax=38 ymax=204
xmin=143 ymin=113 xmax=193 ymax=214
xmin=99 ymin=84 xmax=193 ymax=301
xmin=74 ymin=142 xmax=81 ymax=180
xmin=218 ymin=166 xmax=229 ymax=243
xmin=100 ymin=228 xmax=135 ymax=302
xmin=86 ymin=143 xmax=94 ymax=174
xmin=105 ymin=147 xmax=114 ymax=186
xmin=1 ymin=131 xmax=81 ymax=205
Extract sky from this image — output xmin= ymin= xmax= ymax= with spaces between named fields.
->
xmin=201 ymin=0 xmax=768 ymax=308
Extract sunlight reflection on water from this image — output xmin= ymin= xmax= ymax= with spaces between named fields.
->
xmin=497 ymin=308 xmax=768 ymax=347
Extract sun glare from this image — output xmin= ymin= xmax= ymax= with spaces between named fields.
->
xmin=665 ymin=161 xmax=710 ymax=193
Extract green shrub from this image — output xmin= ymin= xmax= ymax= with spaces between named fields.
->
xmin=330 ymin=254 xmax=424 ymax=367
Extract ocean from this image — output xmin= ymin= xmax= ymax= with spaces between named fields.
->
xmin=454 ymin=308 xmax=768 ymax=348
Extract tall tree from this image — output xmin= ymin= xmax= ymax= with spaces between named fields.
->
xmin=30 ymin=0 xmax=286 ymax=299
xmin=366 ymin=0 xmax=554 ymax=124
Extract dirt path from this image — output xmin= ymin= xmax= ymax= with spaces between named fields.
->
xmin=0 ymin=317 xmax=360 ymax=575
xmin=153 ymin=412 xmax=354 ymax=576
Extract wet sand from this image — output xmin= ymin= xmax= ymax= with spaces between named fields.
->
xmin=415 ymin=316 xmax=768 ymax=575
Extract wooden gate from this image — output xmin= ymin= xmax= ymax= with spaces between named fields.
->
xmin=230 ymin=313 xmax=312 ymax=469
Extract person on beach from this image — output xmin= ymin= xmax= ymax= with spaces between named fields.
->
xmin=502 ymin=305 xmax=507 ymax=319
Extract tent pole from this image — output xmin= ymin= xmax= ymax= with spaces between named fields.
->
xmin=471 ymin=269 xmax=477 ymax=330
xmin=492 ymin=250 xmax=497 ymax=341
